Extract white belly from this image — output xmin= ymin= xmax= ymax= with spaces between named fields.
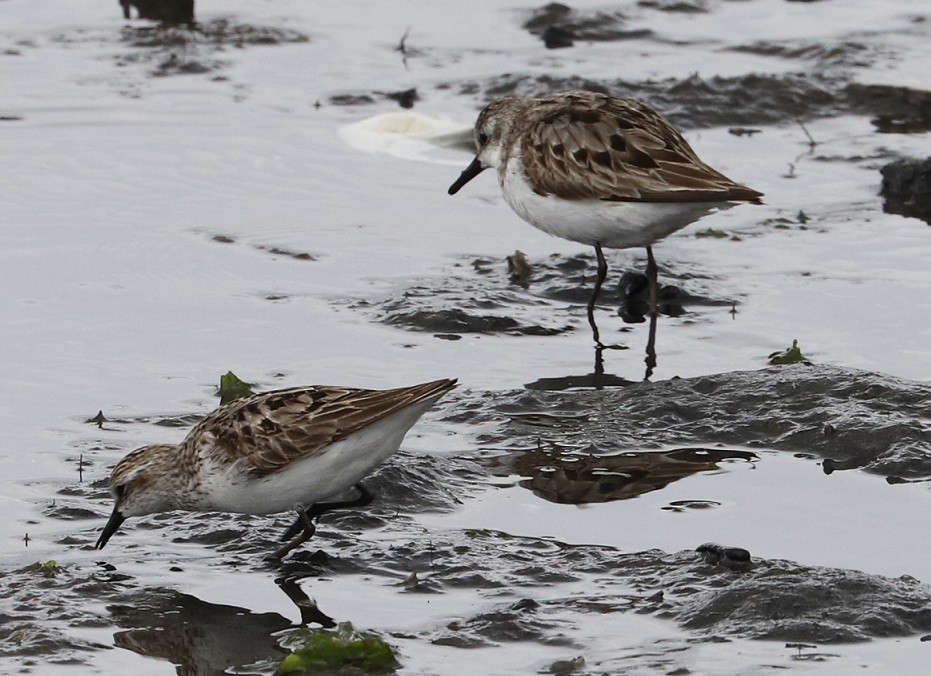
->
xmin=500 ymin=157 xmax=731 ymax=249
xmin=199 ymin=397 xmax=441 ymax=515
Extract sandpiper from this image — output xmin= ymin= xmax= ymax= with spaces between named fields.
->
xmin=449 ymin=91 xmax=762 ymax=344
xmin=94 ymin=378 xmax=456 ymax=559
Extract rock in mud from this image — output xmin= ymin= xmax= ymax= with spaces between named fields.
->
xmin=120 ymin=0 xmax=194 ymax=24
xmin=347 ymin=252 xmax=730 ymax=338
xmin=880 ymin=157 xmax=931 ymax=224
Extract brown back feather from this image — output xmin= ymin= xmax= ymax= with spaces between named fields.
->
xmin=520 ymin=93 xmax=762 ymax=204
xmin=183 ymin=379 xmax=457 ymax=476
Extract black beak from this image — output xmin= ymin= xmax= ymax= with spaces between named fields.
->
xmin=448 ymin=157 xmax=486 ymax=195
xmin=95 ymin=506 xmax=126 ymax=549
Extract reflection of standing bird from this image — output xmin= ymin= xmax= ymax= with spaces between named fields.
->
xmin=94 ymin=379 xmax=456 ymax=560
xmin=449 ymin=91 xmax=762 ymax=344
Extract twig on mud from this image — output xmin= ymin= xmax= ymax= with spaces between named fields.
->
xmin=796 ymin=119 xmax=817 ymax=148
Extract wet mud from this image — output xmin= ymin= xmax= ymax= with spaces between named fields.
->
xmin=5 ymin=360 xmax=929 ymax=672
xmin=4 ymin=526 xmax=931 ymax=673
xmin=347 ymin=251 xmax=734 ymax=338
xmin=114 ymin=18 xmax=309 ymax=76
xmin=4 ymin=1 xmax=931 ymax=674
xmin=464 ymin=364 xmax=931 ymax=481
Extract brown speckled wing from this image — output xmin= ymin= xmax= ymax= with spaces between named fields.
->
xmin=183 ymin=379 xmax=456 ymax=476
xmin=521 ymin=93 xmax=762 ymax=203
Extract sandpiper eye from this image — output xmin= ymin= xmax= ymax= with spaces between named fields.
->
xmin=477 ymin=131 xmax=489 ymax=146
xmin=114 ymin=484 xmax=126 ymax=499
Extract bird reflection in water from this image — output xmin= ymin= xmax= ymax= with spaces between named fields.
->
xmin=493 ymin=446 xmax=756 ymax=505
xmin=526 ymin=274 xmax=686 ymax=390
xmin=110 ymin=577 xmax=333 ymax=675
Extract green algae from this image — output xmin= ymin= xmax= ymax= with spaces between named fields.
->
xmin=277 ymin=622 xmax=399 ymax=674
xmin=217 ymin=371 xmax=255 ymax=405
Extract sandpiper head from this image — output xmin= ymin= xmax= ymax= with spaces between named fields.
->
xmin=448 ymin=97 xmax=525 ymax=195
xmin=95 ymin=444 xmax=180 ymax=549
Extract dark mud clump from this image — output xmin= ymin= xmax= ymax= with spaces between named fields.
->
xmin=847 ymin=84 xmax=931 ymax=134
xmin=117 ymin=18 xmax=309 ymax=76
xmin=348 ymin=252 xmax=733 ymax=338
xmin=329 ymin=88 xmax=419 ymax=109
xmin=880 ymin=157 xmax=931 ymax=224
xmin=121 ymin=18 xmax=309 ymax=49
xmin=522 ymin=3 xmax=652 ymax=49
xmin=450 ymin=76 xmax=928 ymax=134
xmin=727 ymin=40 xmax=878 ymax=75
xmin=207 ymin=232 xmax=320 ymax=261
xmin=638 ymin=0 xmax=710 ymax=13
xmin=470 ymin=364 xmax=931 ymax=481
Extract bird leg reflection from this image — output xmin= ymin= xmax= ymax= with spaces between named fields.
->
xmin=275 ymin=576 xmax=337 ymax=627
xmin=644 ymin=309 xmax=657 ymax=381
xmin=643 ymin=246 xmax=659 ymax=380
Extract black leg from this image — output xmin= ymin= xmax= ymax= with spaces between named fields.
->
xmin=269 ymin=506 xmax=318 ymax=561
xmin=587 ymin=243 xmax=608 ymax=345
xmin=645 ymin=245 xmax=658 ymax=318
xmin=279 ymin=483 xmax=374 ymax=542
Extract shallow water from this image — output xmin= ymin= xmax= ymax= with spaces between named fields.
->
xmin=1 ymin=0 xmax=930 ymax=674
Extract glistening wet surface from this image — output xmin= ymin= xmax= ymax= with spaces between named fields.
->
xmin=2 ymin=0 xmax=930 ymax=674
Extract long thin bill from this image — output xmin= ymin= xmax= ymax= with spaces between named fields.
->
xmin=95 ymin=507 xmax=126 ymax=549
xmin=448 ymin=157 xmax=486 ymax=195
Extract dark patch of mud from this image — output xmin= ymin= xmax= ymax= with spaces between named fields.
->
xmin=880 ymin=157 xmax=931 ymax=224
xmin=522 ymin=3 xmax=652 ymax=49
xmin=465 ymin=364 xmax=931 ymax=481
xmin=448 ymin=74 xmax=931 ymax=134
xmin=0 ymin=562 xmax=126 ymax=667
xmin=8 ymin=528 xmax=928 ymax=672
xmin=454 ymin=72 xmax=842 ymax=129
xmin=208 ymin=232 xmax=320 ymax=261
xmin=115 ymin=18 xmax=309 ymax=76
xmin=638 ymin=0 xmax=710 ymax=13
xmin=418 ymin=531 xmax=931 ymax=645
xmin=329 ymin=88 xmax=420 ymax=109
xmin=727 ymin=40 xmax=881 ymax=74
xmin=346 ymin=252 xmax=733 ymax=338
xmin=846 ymin=84 xmax=931 ymax=133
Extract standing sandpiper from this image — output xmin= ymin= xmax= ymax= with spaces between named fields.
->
xmin=449 ymin=91 xmax=762 ymax=344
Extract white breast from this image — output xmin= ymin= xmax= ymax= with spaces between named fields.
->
xmin=499 ymin=156 xmax=731 ymax=249
xmin=199 ymin=396 xmax=443 ymax=515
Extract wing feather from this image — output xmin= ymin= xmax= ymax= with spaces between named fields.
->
xmin=182 ymin=379 xmax=457 ymax=476
xmin=520 ymin=93 xmax=762 ymax=204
